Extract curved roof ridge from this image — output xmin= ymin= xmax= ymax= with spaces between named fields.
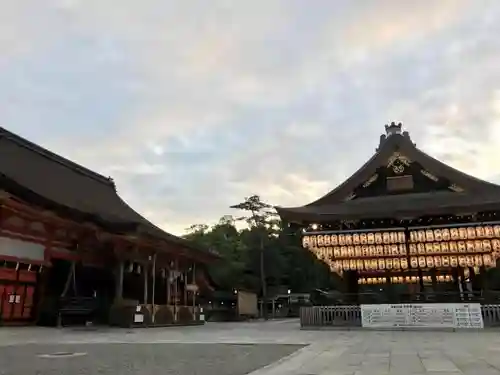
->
xmin=0 ymin=127 xmax=115 ymax=188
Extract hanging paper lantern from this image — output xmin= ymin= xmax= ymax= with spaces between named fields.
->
xmin=426 ymin=256 xmax=434 ymax=267
xmin=338 ymin=234 xmax=345 ymax=246
xmin=376 ymin=245 xmax=384 ymax=256
xmin=483 ymin=240 xmax=492 ymax=252
xmin=450 ymin=228 xmax=459 ymax=240
xmin=417 ymin=243 xmax=426 ymax=254
xmin=382 ymin=232 xmax=390 ymax=244
xmin=346 ymin=234 xmax=353 ymax=245
xmin=474 ymin=240 xmax=483 ymax=252
xmin=474 ymin=255 xmax=483 ymax=267
xmin=390 ymin=244 xmax=398 ymax=255
xmin=378 ymin=259 xmax=385 ymax=270
xmin=354 ymin=246 xmax=361 ymax=257
xmin=465 ymin=241 xmax=474 ymax=252
xmin=330 ymin=234 xmax=338 ymax=246
xmin=374 ymin=232 xmax=382 ymax=244
xmin=360 ymin=233 xmax=368 ymax=244
xmin=410 ymin=257 xmax=418 ymax=268
xmin=418 ymin=256 xmax=427 ymax=268
xmin=434 ymin=256 xmax=442 ymax=267
xmin=356 ymin=260 xmax=364 ymax=270
xmin=410 ymin=231 xmax=417 ymax=242
xmin=393 ymin=258 xmax=401 ymax=270
xmin=349 ymin=259 xmax=356 ymax=269
xmin=352 ymin=233 xmax=360 ymax=245
xmin=347 ymin=246 xmax=354 ymax=257
xmin=450 ymin=256 xmax=458 ymax=267
xmin=367 ymin=233 xmax=375 ymax=244
xmin=302 ymin=236 xmax=311 ymax=248
xmin=397 ymin=232 xmax=405 ymax=243
xmin=493 ymin=239 xmax=500 ymax=251
xmin=384 ymin=245 xmax=391 ymax=255
xmin=409 ymin=244 xmax=417 ymax=254
xmin=440 ymin=242 xmax=449 ymax=253
xmin=434 ymin=229 xmax=443 ymax=241
xmin=342 ymin=260 xmax=349 ymax=270
xmin=333 ymin=247 xmax=340 ymax=258
xmin=425 ymin=243 xmax=433 ymax=254
xmin=458 ymin=255 xmax=466 ymax=267
xmin=485 ymin=226 xmax=494 ymax=237
xmin=442 ymin=256 xmax=450 ymax=267
xmin=386 ymin=258 xmax=393 ymax=269
xmin=398 ymin=244 xmax=406 ymax=255
xmin=433 ymin=243 xmax=441 ymax=254
xmin=483 ymin=254 xmax=493 ymax=267
xmin=466 ymin=255 xmax=474 ymax=267
xmin=442 ymin=228 xmax=451 ymax=241
xmin=390 ymin=232 xmax=398 ymax=243
xmin=457 ymin=241 xmax=467 ymax=253
xmin=323 ymin=235 xmax=331 ymax=246
xmin=426 ymin=230 xmax=434 ymax=242
xmin=458 ymin=227 xmax=467 ymax=240
xmin=401 ymin=258 xmax=409 ymax=269
xmin=449 ymin=241 xmax=457 ymax=253
xmin=467 ymin=227 xmax=476 ymax=239
xmin=369 ymin=245 xmax=376 ymax=257
xmin=317 ymin=235 xmax=324 ymax=247
xmin=476 ymin=226 xmax=485 ymax=238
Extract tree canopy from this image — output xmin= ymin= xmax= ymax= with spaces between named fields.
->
xmin=184 ymin=195 xmax=342 ymax=295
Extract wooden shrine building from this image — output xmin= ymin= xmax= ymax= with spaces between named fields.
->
xmin=0 ymin=127 xmax=219 ymax=326
xmin=277 ymin=122 xmax=500 ymax=304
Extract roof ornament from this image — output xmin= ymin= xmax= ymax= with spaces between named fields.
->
xmin=385 ymin=122 xmax=403 ymax=136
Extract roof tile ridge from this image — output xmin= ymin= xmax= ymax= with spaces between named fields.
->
xmin=0 ymin=126 xmax=116 ymax=189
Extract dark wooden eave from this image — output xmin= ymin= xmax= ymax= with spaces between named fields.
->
xmin=277 ymin=124 xmax=500 ymax=224
xmin=0 ymin=127 xmax=218 ymax=260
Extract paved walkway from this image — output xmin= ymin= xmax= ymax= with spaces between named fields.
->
xmin=2 ymin=320 xmax=500 ymax=374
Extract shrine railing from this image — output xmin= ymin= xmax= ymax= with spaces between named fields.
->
xmin=300 ymin=304 xmax=500 ymax=328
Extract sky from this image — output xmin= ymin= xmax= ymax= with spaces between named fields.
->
xmin=2 ymin=1 xmax=500 ymax=235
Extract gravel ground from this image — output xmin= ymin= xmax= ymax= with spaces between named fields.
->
xmin=0 ymin=343 xmax=303 ymax=375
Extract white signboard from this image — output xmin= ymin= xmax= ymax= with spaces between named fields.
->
xmin=134 ymin=314 xmax=144 ymax=323
xmin=361 ymin=303 xmax=483 ymax=329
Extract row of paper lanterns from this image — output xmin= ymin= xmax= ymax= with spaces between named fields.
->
xmin=329 ymin=254 xmax=495 ymax=272
xmin=311 ymin=239 xmax=500 ymax=260
xmin=358 ymin=275 xmax=453 ymax=285
xmin=302 ymin=225 xmax=500 ymax=249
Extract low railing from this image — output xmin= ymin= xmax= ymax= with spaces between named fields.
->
xmin=300 ymin=304 xmax=500 ymax=328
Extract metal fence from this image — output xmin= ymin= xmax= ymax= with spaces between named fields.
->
xmin=300 ymin=304 xmax=500 ymax=328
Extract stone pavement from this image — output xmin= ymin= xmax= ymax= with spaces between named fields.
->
xmin=1 ymin=320 xmax=500 ymax=374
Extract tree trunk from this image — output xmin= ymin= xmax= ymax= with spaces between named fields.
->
xmin=260 ymin=235 xmax=268 ymax=320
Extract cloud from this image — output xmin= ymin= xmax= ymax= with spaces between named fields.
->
xmin=2 ymin=0 xmax=500 ymax=234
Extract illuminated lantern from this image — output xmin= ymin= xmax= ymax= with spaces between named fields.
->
xmin=418 ymin=256 xmax=427 ymax=268
xmin=433 ymin=243 xmax=441 ymax=254
xmin=302 ymin=236 xmax=311 ymax=248
xmin=440 ymin=242 xmax=449 ymax=253
xmin=409 ymin=244 xmax=417 ymax=254
xmin=390 ymin=232 xmax=398 ymax=243
xmin=378 ymin=277 xmax=384 ymax=284
xmin=450 ymin=228 xmax=459 ymax=240
xmin=372 ymin=232 xmax=381 ymax=244
xmin=399 ymin=244 xmax=406 ymax=255
xmin=442 ymin=256 xmax=450 ymax=267
xmin=393 ymin=258 xmax=400 ymax=269
xmin=417 ymin=230 xmax=426 ymax=242
xmin=342 ymin=260 xmax=349 ymax=270
xmin=425 ymin=243 xmax=433 ymax=254
xmin=386 ymin=258 xmax=393 ymax=269
xmin=425 ymin=230 xmax=434 ymax=242
xmin=363 ymin=260 xmax=371 ymax=270
xmin=434 ymin=256 xmax=442 ymax=267
xmin=410 ymin=257 xmax=418 ymax=268
xmin=401 ymin=258 xmax=409 ymax=269
xmin=397 ymin=232 xmax=405 ymax=243
xmin=483 ymin=240 xmax=492 ymax=252
xmin=465 ymin=241 xmax=474 ymax=252
xmin=438 ymin=275 xmax=445 ymax=282
xmin=381 ymin=245 xmax=388 ymax=255
xmin=450 ymin=256 xmax=458 ymax=267
xmin=349 ymin=260 xmax=356 ymax=269
xmin=375 ymin=245 xmax=383 ymax=256
xmin=495 ymin=225 xmax=500 ymax=237
xmin=467 ymin=227 xmax=476 ymax=239
xmin=329 ymin=235 xmax=337 ymax=246
xmin=493 ymin=239 xmax=500 ymax=251
xmin=371 ymin=259 xmax=378 ymax=269
xmin=327 ymin=247 xmax=334 ymax=258
xmin=391 ymin=244 xmax=399 ymax=255
xmin=426 ymin=256 xmax=434 ymax=267
xmin=434 ymin=229 xmax=442 ymax=241
xmin=459 ymin=227 xmax=467 ymax=240
xmin=382 ymin=232 xmax=390 ymax=244
xmin=466 ymin=255 xmax=474 ymax=267
xmin=458 ymin=241 xmax=467 ymax=253
xmin=317 ymin=235 xmax=324 ymax=246
xmin=449 ymin=241 xmax=458 ymax=253
xmin=347 ymin=246 xmax=355 ymax=257
xmin=341 ymin=247 xmax=347 ymax=257
xmin=324 ymin=235 xmax=331 ymax=246
xmin=442 ymin=228 xmax=451 ymax=241
xmin=338 ymin=234 xmax=346 ymax=246
xmin=474 ymin=240 xmax=483 ymax=252
xmin=474 ymin=255 xmax=483 ymax=266
xmin=334 ymin=247 xmax=341 ymax=257
xmin=367 ymin=233 xmax=375 ymax=244
xmin=417 ymin=243 xmax=426 ymax=254
xmin=410 ymin=231 xmax=417 ymax=242
xmin=483 ymin=254 xmax=493 ymax=267
xmin=362 ymin=245 xmax=369 ymax=257
xmin=345 ymin=234 xmax=353 ymax=245
xmin=357 ymin=260 xmax=364 ymax=270
xmin=476 ymin=226 xmax=485 ymax=238
xmin=485 ymin=226 xmax=494 ymax=238
xmin=367 ymin=278 xmax=373 ymax=284
xmin=369 ymin=245 xmax=376 ymax=257
xmin=411 ymin=276 xmax=418 ymax=283
xmin=354 ymin=246 xmax=361 ymax=257
xmin=378 ymin=259 xmax=385 ymax=270
xmin=458 ymin=255 xmax=466 ymax=267
xmin=360 ymin=233 xmax=368 ymax=244
xmin=352 ymin=233 xmax=360 ymax=245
